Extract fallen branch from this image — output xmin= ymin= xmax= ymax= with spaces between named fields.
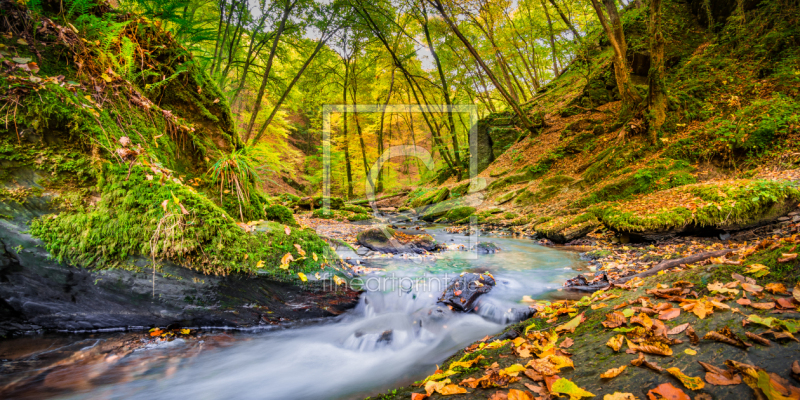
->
xmin=615 ymin=248 xmax=734 ymax=284
xmin=565 ymin=248 xmax=734 ymax=292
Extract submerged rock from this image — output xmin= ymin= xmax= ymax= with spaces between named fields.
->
xmin=438 ymin=272 xmax=496 ymax=312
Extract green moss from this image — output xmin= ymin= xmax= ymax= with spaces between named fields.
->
xmin=579 ymin=159 xmax=697 ymax=206
xmin=597 ymin=179 xmax=800 ymax=233
xmin=29 ymin=164 xmax=331 ymax=279
xmin=443 ymin=206 xmax=475 ymax=222
xmin=264 ymin=204 xmax=297 ymax=227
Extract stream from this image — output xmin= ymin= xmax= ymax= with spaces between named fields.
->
xmin=0 ymin=226 xmax=586 ymax=400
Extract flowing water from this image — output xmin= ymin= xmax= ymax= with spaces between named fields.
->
xmin=0 ymin=226 xmax=585 ymax=400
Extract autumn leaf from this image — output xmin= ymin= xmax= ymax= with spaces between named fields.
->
xmin=703 ymin=326 xmax=751 ymax=348
xmin=626 ymin=338 xmax=673 ymax=356
xmin=766 ymin=283 xmax=788 ymax=294
xmin=647 ymin=382 xmax=690 ymax=400
xmin=284 ymin=225 xmax=291 ymax=235
xmin=600 ymin=365 xmax=627 ymax=379
xmin=778 ymin=253 xmax=798 ymax=263
xmin=742 ymin=282 xmax=764 ymax=293
xmin=180 ymin=328 xmax=190 ymax=335
xmin=256 ymin=260 xmax=264 ymax=269
xmin=312 ymin=252 xmax=318 ymax=262
xmin=500 ymin=364 xmax=528 ymax=377
xmin=508 ymin=388 xmax=533 ymax=400
xmin=745 ymin=332 xmax=771 ymax=346
xmin=631 ymin=313 xmax=654 ymax=329
xmin=745 ymin=263 xmax=770 ymax=277
xmin=607 ymin=335 xmax=625 ymax=352
xmin=550 ymin=378 xmax=594 ymax=400
xmin=631 ymin=352 xmax=663 ymax=372
xmin=794 ymin=284 xmax=800 ymax=303
xmin=666 ymin=367 xmax=705 ymax=390
xmin=707 ymin=281 xmax=739 ymax=295
xmin=297 ymin=272 xmax=308 ymax=282
xmin=560 ymin=337 xmax=574 ymax=348
xmin=666 ymin=323 xmax=689 ymax=335
xmin=293 ymin=243 xmax=307 ymax=256
xmin=424 ymin=379 xmax=451 ymax=396
xmin=684 ymin=349 xmax=696 ymax=355
xmin=150 ymin=328 xmax=163 ymax=336
xmin=556 ymin=313 xmax=585 ymax=334
xmin=749 ymin=302 xmax=776 ymax=310
xmin=698 ymin=361 xmax=742 ymax=386
xmin=450 ymin=355 xmax=484 ymax=370
xmin=658 ymin=308 xmax=681 ymax=320
xmin=437 ymin=384 xmax=467 ymax=395
xmin=603 ymin=393 xmax=638 ymax=400
xmin=411 ymin=393 xmax=427 ymax=400
xmin=603 ymin=311 xmax=627 ymax=328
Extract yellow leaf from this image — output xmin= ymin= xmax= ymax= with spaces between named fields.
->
xmin=312 ymin=252 xmax=318 ymax=261
xmin=551 ymin=377 xmax=595 ymax=400
xmin=600 ymin=365 xmax=626 ymax=379
xmin=424 ymin=378 xmax=451 ymax=396
xmin=607 ymin=335 xmax=624 ymax=352
xmin=437 ymin=384 xmax=466 ymax=395
xmin=666 ymin=367 xmax=705 ymax=390
xmin=449 ymin=355 xmax=484 ymax=370
xmin=294 ymin=243 xmax=306 ymax=256
xmin=333 ymin=275 xmax=345 ymax=285
xmin=684 ymin=349 xmax=697 ymax=355
xmin=745 ymin=264 xmax=770 ymax=277
xmin=297 ymin=272 xmax=307 ymax=282
xmin=556 ymin=313 xmax=584 ymax=334
xmin=281 ymin=253 xmax=294 ymax=265
xmin=603 ymin=393 xmax=638 ymax=400
xmin=256 ymin=260 xmax=264 ymax=269
xmin=180 ymin=328 xmax=190 ymax=335
xmin=500 ymin=363 xmax=527 ymax=377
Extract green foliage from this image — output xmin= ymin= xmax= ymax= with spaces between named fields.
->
xmin=207 ymin=148 xmax=264 ymax=221
xmin=443 ymin=206 xmax=475 ymax=222
xmin=264 ymin=204 xmax=297 ymax=227
xmin=579 ymin=159 xmax=696 ymax=206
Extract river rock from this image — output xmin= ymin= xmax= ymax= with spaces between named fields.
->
xmin=475 ymin=242 xmax=501 ymax=254
xmin=356 ymin=227 xmax=443 ymax=254
xmin=438 ymin=272 xmax=496 ymax=312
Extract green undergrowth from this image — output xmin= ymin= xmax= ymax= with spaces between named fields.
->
xmin=710 ymin=243 xmax=800 ymax=287
xmin=30 ymin=164 xmax=330 ymax=278
xmin=578 ymin=158 xmax=697 ymax=206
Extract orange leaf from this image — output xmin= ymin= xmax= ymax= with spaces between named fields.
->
xmin=658 ymin=308 xmax=681 ymax=320
xmin=647 ymin=382 xmax=690 ymax=400
xmin=600 ymin=365 xmax=627 ymax=379
xmin=508 ymin=388 xmax=533 ymax=400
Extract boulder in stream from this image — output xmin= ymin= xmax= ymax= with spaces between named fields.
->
xmin=438 ymin=272 xmax=496 ymax=312
xmin=356 ymin=227 xmax=443 ymax=254
xmin=475 ymin=242 xmax=501 ymax=254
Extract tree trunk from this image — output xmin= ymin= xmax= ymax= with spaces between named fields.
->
xmin=377 ymin=68 xmax=396 ymax=193
xmin=242 ymin=0 xmax=295 ymax=142
xmin=548 ymin=0 xmax=582 ymax=42
xmin=343 ymin=60 xmax=354 ymax=199
xmin=589 ymin=0 xmax=642 ymax=114
xmin=428 ymin=0 xmax=538 ymax=136
xmin=541 ymin=0 xmax=560 ymax=77
xmin=647 ymin=0 xmax=667 ymax=144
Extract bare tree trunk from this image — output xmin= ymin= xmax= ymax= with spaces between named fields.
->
xmin=647 ymin=0 xmax=667 ymax=143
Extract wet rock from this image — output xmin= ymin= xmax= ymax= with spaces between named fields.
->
xmin=438 ymin=272 xmax=496 ymax=312
xmin=563 ymin=271 xmax=611 ymax=291
xmin=356 ymin=227 xmax=443 ymax=254
xmin=475 ymin=242 xmax=501 ymax=254
xmin=377 ymin=330 xmax=393 ymax=344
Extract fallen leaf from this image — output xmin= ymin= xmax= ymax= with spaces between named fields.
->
xmin=737 ymin=296 xmax=752 ymax=306
xmin=603 ymin=312 xmax=627 ymax=328
xmin=550 ymin=377 xmax=594 ymax=400
xmin=766 ymin=283 xmax=788 ymax=295
xmin=600 ymin=365 xmax=627 ymax=379
xmin=666 ymin=367 xmax=705 ymax=390
xmin=742 ymin=283 xmax=764 ymax=294
xmin=745 ymin=264 xmax=770 ymax=277
xmin=794 ymin=284 xmax=800 ymax=303
xmin=667 ymin=323 xmax=689 ymax=335
xmin=778 ymin=253 xmax=798 ymax=263
xmin=708 ymin=281 xmax=739 ymax=295
xmin=560 ymin=337 xmax=574 ymax=349
xmin=686 ymin=326 xmax=700 ymax=345
xmin=556 ymin=313 xmax=585 ymax=334
xmin=631 ymin=352 xmax=663 ymax=372
xmin=749 ymin=302 xmax=776 ymax=310
xmin=659 ymin=308 xmax=681 ymax=321
xmin=437 ymin=384 xmax=467 ymax=395
xmin=604 ymin=393 xmax=638 ymax=400
xmin=508 ymin=389 xmax=533 ymax=400
xmin=777 ymin=298 xmax=797 ymax=309
xmin=607 ymin=335 xmax=625 ymax=352
xmin=284 ymin=225 xmax=291 ymax=235
xmin=632 ymin=313 xmax=654 ymax=329
xmin=703 ymin=327 xmax=750 ymax=348
xmin=411 ymin=393 xmax=427 ymax=400
xmin=627 ymin=338 xmax=673 ymax=356
xmin=297 ymin=272 xmax=307 ymax=282
xmin=684 ymin=349 xmax=697 ymax=355
xmin=745 ymin=331 xmax=771 ymax=346
xmin=647 ymin=382 xmax=690 ymax=400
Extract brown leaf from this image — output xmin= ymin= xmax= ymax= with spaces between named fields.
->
xmin=659 ymin=308 xmax=681 ymax=321
xmin=742 ymin=283 xmax=764 ymax=294
xmin=778 ymin=253 xmax=798 ymax=263
xmin=647 ymin=382 xmax=690 ymax=400
xmin=794 ymin=284 xmax=800 ymax=304
xmin=632 ymin=313 xmax=654 ymax=329
xmin=633 ymin=307 xmax=658 ymax=316
xmin=667 ymin=323 xmax=690 ymax=335
xmin=488 ymin=391 xmax=508 ymax=400
xmin=524 ymin=369 xmax=544 ymax=382
xmin=792 ymin=361 xmax=800 ymax=382
xmin=749 ymin=302 xmax=776 ymax=310
xmin=559 ymin=337 xmax=574 ymax=349
xmin=705 ymin=371 xmax=742 ymax=386
xmin=703 ymin=327 xmax=751 ymax=348
xmin=601 ymin=365 xmax=627 ymax=379
xmin=736 ymin=296 xmax=752 ymax=306
xmin=508 ymin=388 xmax=534 ymax=400
xmin=631 ymin=353 xmax=664 ymax=372
xmin=745 ymin=331 xmax=771 ymax=346
xmin=603 ymin=312 xmax=627 ymax=328
xmin=686 ymin=326 xmax=700 ymax=346
xmin=777 ymin=298 xmax=797 ymax=309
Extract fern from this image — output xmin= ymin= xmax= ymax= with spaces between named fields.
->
xmin=65 ymin=0 xmax=96 ymax=18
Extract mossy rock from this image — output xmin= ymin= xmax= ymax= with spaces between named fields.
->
xmin=597 ymin=179 xmax=800 ymax=240
xmin=535 ymin=213 xmax=600 ymax=243
xmin=443 ymin=206 xmax=476 ymax=222
xmin=410 ymin=187 xmax=450 ymax=208
xmin=296 ymin=196 xmax=345 ymax=210
xmin=342 ymin=204 xmax=369 ymax=214
xmin=264 ymin=204 xmax=298 ymax=227
xmin=495 ymin=190 xmax=519 ymax=205
xmin=355 ymin=227 xmax=440 ymax=254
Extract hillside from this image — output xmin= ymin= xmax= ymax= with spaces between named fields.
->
xmin=402 ymin=0 xmax=800 ymax=244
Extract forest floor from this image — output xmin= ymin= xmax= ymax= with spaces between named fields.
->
xmin=356 ymin=205 xmax=800 ymax=399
